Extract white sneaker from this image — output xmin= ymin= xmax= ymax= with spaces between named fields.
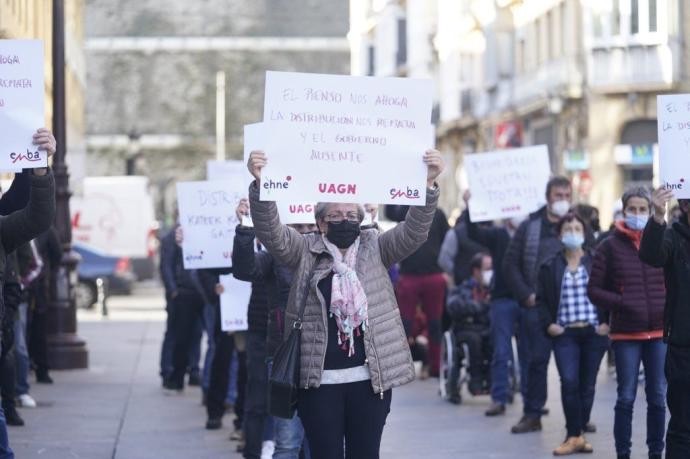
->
xmin=261 ymin=440 xmax=275 ymax=459
xmin=17 ymin=394 xmax=37 ymax=408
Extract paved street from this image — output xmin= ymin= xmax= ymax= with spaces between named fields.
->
xmin=10 ymin=283 xmax=658 ymax=459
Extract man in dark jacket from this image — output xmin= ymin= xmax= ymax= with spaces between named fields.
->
xmin=159 ymin=225 xmax=204 ymax=387
xmin=502 ymin=176 xmax=572 ymax=434
xmin=640 ymin=189 xmax=690 ymax=458
xmin=386 ymin=205 xmax=450 ymax=376
xmin=462 ymin=190 xmax=528 ymax=417
xmin=230 ymin=198 xmax=315 ymax=459
xmin=28 ymin=227 xmax=62 ymax=384
xmin=438 ymin=210 xmax=489 ymax=285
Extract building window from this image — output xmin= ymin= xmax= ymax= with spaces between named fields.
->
xmin=396 ymin=18 xmax=407 ymax=68
xmin=630 ymin=0 xmax=639 ymax=34
xmin=649 ymin=0 xmax=657 ymax=32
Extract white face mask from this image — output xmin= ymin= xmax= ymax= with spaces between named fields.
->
xmin=482 ymin=270 xmax=494 ymax=287
xmin=509 ymin=215 xmax=527 ymax=229
xmin=550 ymin=200 xmax=570 ymax=218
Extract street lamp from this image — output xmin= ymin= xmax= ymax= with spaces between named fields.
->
xmin=47 ymin=0 xmax=88 ymax=369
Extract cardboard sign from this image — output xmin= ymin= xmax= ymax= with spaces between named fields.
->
xmin=259 ymin=71 xmax=433 ymax=205
xmin=244 ymin=122 xmax=316 ymax=224
xmin=0 ymin=40 xmax=47 ymax=171
xmin=465 ymin=145 xmax=551 ymax=222
xmin=176 ymin=181 xmax=243 ymax=269
xmin=657 ymin=95 xmax=690 ymax=198
xmin=219 ymin=274 xmax=251 ymax=332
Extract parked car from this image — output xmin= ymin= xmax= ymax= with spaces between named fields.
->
xmin=73 ymin=242 xmax=136 ymax=309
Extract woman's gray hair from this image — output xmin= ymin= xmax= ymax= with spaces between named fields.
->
xmin=314 ymin=202 xmax=365 ymax=222
xmin=621 ymin=186 xmax=652 ymax=209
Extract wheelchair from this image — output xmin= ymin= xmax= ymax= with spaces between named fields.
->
xmin=439 ymin=323 xmax=519 ymax=405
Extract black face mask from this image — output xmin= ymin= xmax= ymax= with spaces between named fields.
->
xmin=326 ymin=220 xmax=361 ymax=249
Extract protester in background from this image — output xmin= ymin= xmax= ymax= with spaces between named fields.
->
xmin=537 ymin=213 xmax=609 ymax=456
xmin=158 ymin=222 xmax=203 ymax=389
xmin=503 ymin=176 xmax=573 ymax=434
xmin=233 ymin=199 xmax=314 ymax=459
xmin=574 ymin=203 xmax=601 ymax=244
xmin=14 ymin=241 xmax=42 ymax=409
xmin=445 ymin=252 xmax=493 ymax=402
xmin=28 ymin=226 xmax=61 ymax=384
xmin=0 ymin=127 xmax=57 ymax=458
xmin=248 ymin=149 xmax=443 ymax=458
xmin=587 ymin=187 xmax=666 ymax=459
xmin=438 ymin=208 xmax=488 ymax=286
xmin=387 ymin=200 xmax=449 ymax=377
xmin=668 ymin=204 xmax=682 ymax=224
xmin=640 ymin=190 xmax=690 ymax=458
xmin=462 ymin=190 xmax=528 ymax=416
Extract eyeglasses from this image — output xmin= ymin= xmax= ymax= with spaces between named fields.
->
xmin=325 ymin=213 xmax=360 ymax=223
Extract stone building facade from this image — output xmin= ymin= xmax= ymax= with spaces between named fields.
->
xmin=84 ymin=0 xmax=350 ymax=218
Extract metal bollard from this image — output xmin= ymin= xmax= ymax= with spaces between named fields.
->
xmin=96 ymin=277 xmax=108 ymax=317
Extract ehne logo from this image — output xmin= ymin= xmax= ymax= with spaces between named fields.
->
xmin=664 ymin=178 xmax=686 ymax=191
xmin=263 ymin=176 xmax=292 ymax=191
xmin=389 ymin=187 xmax=421 ymax=200
xmin=10 ymin=149 xmax=42 ymax=164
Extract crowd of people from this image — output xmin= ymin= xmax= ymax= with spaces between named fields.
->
xmin=0 ymin=128 xmax=59 ymax=459
xmin=158 ymin=148 xmax=690 ymax=459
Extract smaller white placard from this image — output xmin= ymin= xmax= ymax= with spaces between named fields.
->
xmin=176 ymin=180 xmax=243 ymax=269
xmin=657 ymin=94 xmax=690 ymax=199
xmin=465 ymin=145 xmax=551 ymax=222
xmin=219 ymin=274 xmax=252 ymax=332
xmin=0 ymin=40 xmax=47 ymax=170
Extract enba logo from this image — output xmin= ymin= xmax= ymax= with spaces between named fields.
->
xmin=10 ymin=149 xmax=42 ymax=164
xmin=389 ymin=187 xmax=421 ymax=200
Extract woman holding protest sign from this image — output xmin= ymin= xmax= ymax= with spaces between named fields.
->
xmin=246 ymin=149 xmax=443 ymax=459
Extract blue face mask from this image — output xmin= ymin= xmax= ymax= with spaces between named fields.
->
xmin=561 ymin=232 xmax=584 ymax=250
xmin=625 ymin=214 xmax=649 ymax=231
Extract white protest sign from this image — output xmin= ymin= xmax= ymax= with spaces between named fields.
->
xmin=206 ymin=160 xmax=249 ymax=185
xmin=176 ymin=181 xmax=243 ymax=269
xmin=260 ymin=71 xmax=433 ymax=205
xmin=219 ymin=274 xmax=251 ymax=332
xmin=0 ymin=40 xmax=47 ymax=171
xmin=244 ymin=122 xmax=316 ymax=224
xmin=465 ymin=145 xmax=551 ymax=222
xmin=657 ymin=95 xmax=690 ymax=199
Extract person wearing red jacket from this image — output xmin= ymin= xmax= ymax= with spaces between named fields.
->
xmin=588 ymin=187 xmax=666 ymax=459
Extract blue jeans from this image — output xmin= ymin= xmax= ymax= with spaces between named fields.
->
xmin=201 ymin=303 xmax=216 ymax=391
xmin=0 ymin=407 xmax=13 ymax=458
xmin=268 ymin=359 xmax=309 ymax=459
xmin=552 ymin=326 xmax=608 ymax=437
xmin=14 ymin=303 xmax=29 ymax=396
xmin=160 ymin=296 xmax=202 ymax=380
xmin=521 ymin=307 xmax=552 ymax=418
xmin=490 ymin=298 xmax=528 ymax=405
xmin=612 ymin=339 xmax=667 ymax=456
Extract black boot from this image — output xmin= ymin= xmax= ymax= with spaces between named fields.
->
xmin=36 ymin=369 xmax=53 ymax=384
xmin=4 ymin=407 xmax=24 ymax=427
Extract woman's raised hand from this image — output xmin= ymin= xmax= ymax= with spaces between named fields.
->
xmin=652 ymin=188 xmax=675 ymax=224
xmin=236 ymin=198 xmax=250 ymax=222
xmin=423 ymin=149 xmax=444 ymax=187
xmin=247 ymin=150 xmax=267 ymax=183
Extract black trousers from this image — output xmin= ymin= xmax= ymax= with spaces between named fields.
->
xmin=243 ymin=330 xmax=268 ymax=459
xmin=666 ymin=345 xmax=690 ymax=458
xmin=28 ymin=306 xmax=49 ymax=373
xmin=298 ymin=380 xmax=391 ymax=459
xmin=207 ymin=304 xmax=247 ymax=429
xmin=0 ymin=319 xmax=16 ymax=412
xmin=170 ymin=292 xmax=206 ymax=387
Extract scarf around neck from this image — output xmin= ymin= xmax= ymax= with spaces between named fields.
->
xmin=322 ymin=235 xmax=369 ymax=357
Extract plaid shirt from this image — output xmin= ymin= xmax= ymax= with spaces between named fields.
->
xmin=557 ymin=265 xmax=599 ymax=327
